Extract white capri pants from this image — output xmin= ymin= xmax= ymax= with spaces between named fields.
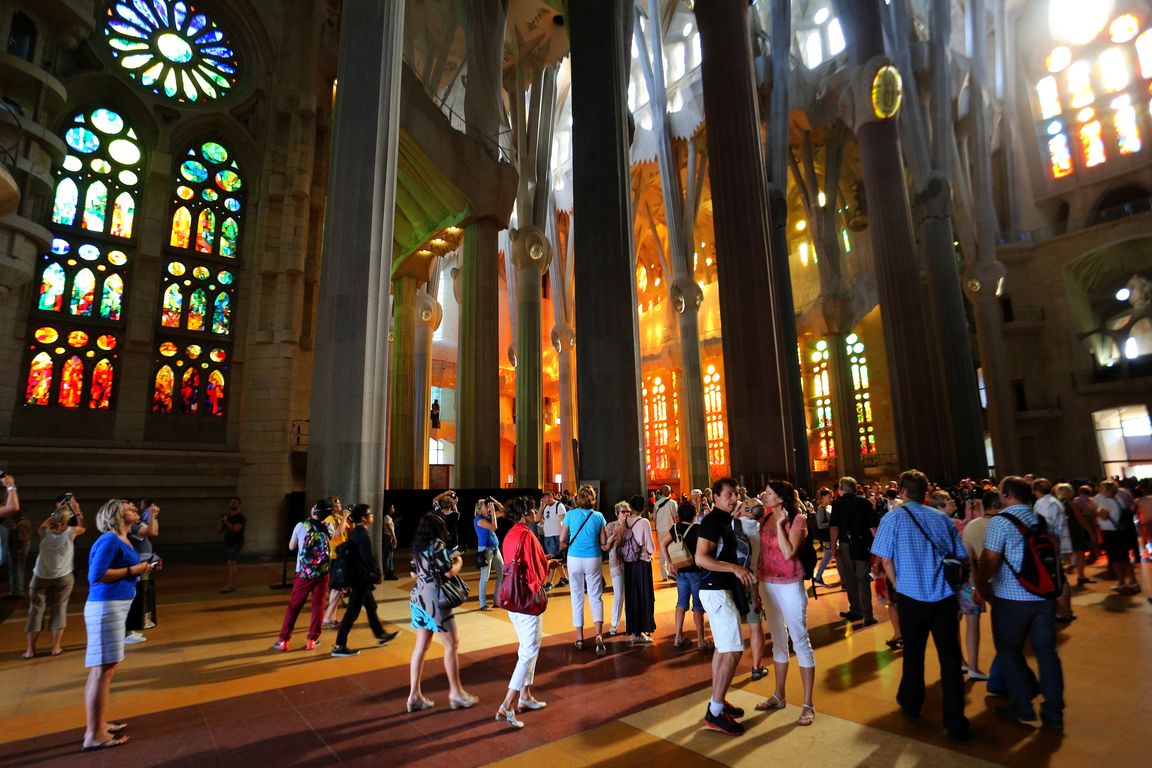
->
xmin=567 ymin=556 xmax=604 ymax=627
xmin=761 ymin=580 xmax=815 ymax=668
xmin=508 ymin=611 xmax=544 ymax=691
xmin=609 ymin=564 xmax=625 ymax=630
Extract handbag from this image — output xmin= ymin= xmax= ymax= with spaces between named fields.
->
xmin=429 ymin=545 xmax=469 ymax=609
xmin=498 ymin=528 xmax=549 ymax=615
xmin=667 ymin=523 xmax=695 ymax=570
xmin=905 ymin=507 xmax=969 ymax=589
xmin=476 ymin=548 xmax=492 ymax=569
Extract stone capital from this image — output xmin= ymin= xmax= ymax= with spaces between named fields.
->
xmin=510 ymin=225 xmax=553 ymax=273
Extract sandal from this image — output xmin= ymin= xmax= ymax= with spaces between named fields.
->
xmin=672 ymin=636 xmax=688 ymax=648
xmin=797 ymin=704 xmax=815 ymax=726
xmin=755 ymin=695 xmax=787 ymax=711
xmin=574 ymin=639 xmax=584 ymax=651
xmin=595 ymin=634 xmax=606 ymax=657
xmin=885 ymin=637 xmax=904 ymax=649
xmin=696 ymin=640 xmax=714 ymax=652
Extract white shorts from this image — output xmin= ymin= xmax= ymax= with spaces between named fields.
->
xmin=699 ymin=589 xmax=744 ymax=653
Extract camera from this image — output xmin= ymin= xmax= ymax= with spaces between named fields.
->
xmin=449 ymin=491 xmax=457 ymax=499
xmin=486 ymin=496 xmax=494 ymax=504
xmin=63 ymin=492 xmax=74 ymax=502
xmin=0 ymin=470 xmax=6 ymax=479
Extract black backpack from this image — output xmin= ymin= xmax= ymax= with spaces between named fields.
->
xmin=328 ymin=540 xmax=351 ymax=590
xmin=999 ymin=513 xmax=1063 ymax=599
xmin=796 ymin=511 xmax=818 ymax=581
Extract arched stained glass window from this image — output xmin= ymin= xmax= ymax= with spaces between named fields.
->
xmin=70 ymin=268 xmax=96 ymax=316
xmin=25 ymin=352 xmax=53 ymax=405
xmin=169 ymin=142 xmax=244 ymax=258
xmin=101 ymin=274 xmax=124 ymax=320
xmin=207 ymin=369 xmax=224 ymax=415
xmin=212 ymin=292 xmax=230 ymax=334
xmin=104 ymin=0 xmax=240 ymax=104
xmin=195 ymin=209 xmax=215 ymax=253
xmin=52 ymin=178 xmax=78 ymax=226
xmin=110 ymin=191 xmax=136 ymax=237
xmin=161 ymin=283 xmax=183 ymax=327
xmin=58 ymin=356 xmax=85 ymax=408
xmin=153 ymin=365 xmax=174 ymax=412
xmin=53 ymin=109 xmax=142 ymax=236
xmin=181 ymin=367 xmax=200 ymax=413
xmin=39 ymin=262 xmax=65 ymax=311
xmin=89 ymin=358 xmax=115 ymax=409
xmin=1034 ymin=11 xmax=1152 ymax=179
xmin=703 ymin=363 xmax=728 ymax=474
xmin=805 ymin=333 xmax=875 ymax=465
xmin=171 ymin=206 xmax=191 ymax=248
xmin=188 ymin=288 xmax=206 ymax=330
xmin=847 ymin=334 xmax=876 ymax=455
xmin=641 ymin=373 xmax=676 ymax=479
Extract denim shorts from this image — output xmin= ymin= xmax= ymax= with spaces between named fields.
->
xmin=543 ymin=535 xmax=561 ymax=557
xmin=676 ymin=570 xmax=703 ymax=611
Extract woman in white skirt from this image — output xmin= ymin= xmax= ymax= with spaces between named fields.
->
xmin=495 ymin=498 xmax=561 ymax=728
xmin=24 ymin=496 xmax=86 ymax=658
xmin=755 ymin=480 xmax=816 ymax=726
xmin=82 ymin=499 xmax=161 ymax=751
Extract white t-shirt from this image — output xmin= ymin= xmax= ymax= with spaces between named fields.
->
xmin=290 ymin=522 xmax=311 ymax=572
xmin=739 ymin=516 xmax=761 ymax=573
xmin=541 ymin=502 xmax=567 ymax=537
xmin=1093 ymin=495 xmax=1121 ymax=531
xmin=655 ymin=497 xmax=678 ymax=533
xmin=1033 ymin=494 xmax=1072 ymax=554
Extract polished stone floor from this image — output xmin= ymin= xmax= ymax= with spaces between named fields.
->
xmin=0 ymin=554 xmax=1148 ymax=767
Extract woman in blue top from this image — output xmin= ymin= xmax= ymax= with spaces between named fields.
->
xmin=82 ymin=499 xmax=160 ymax=752
xmin=561 ymin=485 xmax=609 ymax=656
xmin=474 ymin=498 xmax=505 ymax=611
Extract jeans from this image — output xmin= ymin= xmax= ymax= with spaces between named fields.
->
xmin=478 ymin=546 xmax=504 ymax=607
xmin=990 ymin=597 xmax=1064 ymax=721
xmin=335 ymin=581 xmax=386 ymax=647
xmin=675 ymin=570 xmax=703 ymax=611
xmin=814 ymin=543 xmax=833 ymax=581
xmin=382 ymin=546 xmax=395 ymax=575
xmin=894 ymin=592 xmax=968 ymax=737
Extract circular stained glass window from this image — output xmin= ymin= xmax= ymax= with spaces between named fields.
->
xmin=177 ymin=185 xmax=195 ymax=200
xmin=62 ymin=156 xmax=83 ymax=172
xmin=79 ymin=244 xmax=101 ymax=261
xmin=209 ymin=348 xmax=226 ymax=362
xmin=217 ymin=271 xmax=233 ymax=285
xmin=181 ymin=160 xmax=208 ymax=182
xmin=202 ymin=189 xmax=218 ymax=202
xmin=109 ymin=139 xmax=142 ymax=165
xmin=119 ymin=169 xmax=139 ymax=186
xmin=90 ymin=108 xmax=125 ymax=134
xmin=34 ymin=327 xmax=59 ymax=344
xmin=90 ymin=159 xmax=112 ymax=174
xmin=192 ymin=266 xmax=210 ymax=279
xmin=216 ymin=170 xmax=241 ymax=192
xmin=224 ymin=198 xmax=240 ymax=212
xmin=202 ymin=142 xmax=228 ymax=163
xmin=66 ymin=127 xmax=100 ymax=154
xmin=104 ymin=1 xmax=240 ymax=104
xmin=51 ymin=238 xmax=70 ymax=254
xmin=186 ymin=344 xmax=202 ymax=359
xmin=108 ymin=250 xmax=128 ymax=266
xmin=159 ymin=342 xmax=178 ymax=356
xmin=68 ymin=330 xmax=90 ymax=347
xmin=97 ymin=334 xmax=118 ymax=350
xmin=168 ymin=262 xmax=186 ymax=276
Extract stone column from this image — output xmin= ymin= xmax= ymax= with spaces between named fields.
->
xmin=307 ymin=0 xmax=404 ymax=507
xmin=513 ymin=226 xmax=551 ymax=488
xmin=694 ymin=0 xmax=796 ymax=485
xmin=387 ymin=275 xmax=418 ymax=488
xmin=455 ymin=218 xmax=502 ymax=487
xmin=570 ymin=0 xmax=647 ymax=509
xmin=412 ymin=286 xmax=442 ymax=489
xmin=837 ymin=0 xmax=949 ymax=480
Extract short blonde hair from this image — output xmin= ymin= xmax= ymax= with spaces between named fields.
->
xmin=929 ymin=490 xmax=952 ymax=509
xmin=575 ymin=484 xmax=597 ymax=509
xmin=95 ymin=499 xmax=127 ymax=533
xmin=1053 ymin=483 xmax=1075 ymax=501
xmin=49 ymin=504 xmax=72 ymax=531
xmin=614 ymin=501 xmax=631 ymax=515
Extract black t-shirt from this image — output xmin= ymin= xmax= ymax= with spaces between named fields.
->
xmin=673 ymin=521 xmax=702 ymax=573
xmin=224 ymin=512 xmax=246 ymax=548
xmin=829 ymin=494 xmax=876 ymax=559
xmin=697 ymin=510 xmax=738 ymax=591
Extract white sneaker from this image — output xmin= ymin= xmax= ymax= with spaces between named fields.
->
xmin=124 ymin=633 xmax=147 ymax=644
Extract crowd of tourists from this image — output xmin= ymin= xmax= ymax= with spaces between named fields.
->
xmin=2 ymin=466 xmax=1150 ymax=750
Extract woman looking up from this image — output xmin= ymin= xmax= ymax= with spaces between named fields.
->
xmin=561 ymin=485 xmax=609 ymax=656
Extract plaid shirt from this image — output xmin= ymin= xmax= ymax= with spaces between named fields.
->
xmin=983 ymin=504 xmax=1046 ymax=602
xmin=871 ymin=501 xmax=964 ymax=602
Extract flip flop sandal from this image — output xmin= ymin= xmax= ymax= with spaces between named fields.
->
xmin=797 ymin=705 xmax=815 ymax=726
xmin=81 ymin=736 xmax=130 ymax=752
xmin=755 ymin=695 xmax=787 ymax=711
xmin=595 ymin=635 xmax=607 ymax=657
xmin=107 ymin=722 xmax=128 ymax=734
xmin=574 ymin=639 xmax=584 ymax=650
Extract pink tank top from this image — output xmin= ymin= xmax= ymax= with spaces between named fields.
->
xmin=758 ymin=513 xmax=806 ymax=584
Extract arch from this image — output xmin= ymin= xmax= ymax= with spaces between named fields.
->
xmin=212 ymin=291 xmax=231 ymax=334
xmin=110 ymin=191 xmax=136 ymax=237
xmin=70 ymin=268 xmax=96 ymax=316
xmin=101 ymin=274 xmax=124 ymax=320
xmin=188 ymin=288 xmax=207 ymax=330
xmin=181 ymin=367 xmax=200 ymax=413
xmin=89 ymin=358 xmax=115 ymax=409
xmin=195 ymin=208 xmax=215 ymax=253
xmin=82 ymin=181 xmax=108 ymax=231
xmin=171 ymin=206 xmax=192 ymax=248
xmin=206 ymin=369 xmax=225 ymax=415
xmin=58 ymin=355 xmax=85 ymax=407
xmin=161 ymin=283 xmax=183 ymax=327
xmin=1093 ymin=184 xmax=1152 ymax=215
xmin=25 ymin=352 xmax=54 ymax=405
xmin=38 ymin=263 xmax=66 ymax=311
xmin=153 ymin=365 xmax=175 ymax=412
xmin=52 ymin=178 xmax=78 ymax=226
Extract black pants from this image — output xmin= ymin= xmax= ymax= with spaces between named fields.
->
xmin=335 ymin=582 xmax=384 ymax=647
xmin=894 ymin=592 xmax=968 ymax=737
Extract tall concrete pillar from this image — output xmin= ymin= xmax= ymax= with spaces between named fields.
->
xmin=836 ymin=0 xmax=949 ymax=480
xmin=455 ymin=218 xmax=502 ymax=487
xmin=307 ymin=0 xmax=404 ymax=508
xmin=570 ymin=0 xmax=647 ymax=509
xmin=513 ymin=226 xmax=551 ymax=488
xmin=412 ymin=286 xmax=442 ymax=489
xmin=388 ymin=276 xmax=418 ymax=488
xmin=694 ymin=0 xmax=796 ymax=485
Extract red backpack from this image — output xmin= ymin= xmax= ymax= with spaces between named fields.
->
xmin=999 ymin=513 xmax=1063 ymax=599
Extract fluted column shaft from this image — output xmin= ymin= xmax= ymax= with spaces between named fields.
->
xmin=388 ymin=276 xmax=418 ymax=488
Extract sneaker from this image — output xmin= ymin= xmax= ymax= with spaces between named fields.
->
xmin=993 ymin=706 xmax=1037 ymax=723
xmin=557 ymin=578 xmax=569 ymax=588
xmin=330 ymin=646 xmax=360 ymax=657
xmin=376 ymin=631 xmax=399 ymax=645
xmin=272 ymin=640 xmax=289 ymax=652
xmin=518 ymin=697 xmax=548 ymax=711
xmin=305 ymin=640 xmax=320 ymax=651
xmin=543 ymin=583 xmax=554 ymax=593
xmin=142 ymin=621 xmax=157 ymax=630
xmin=750 ymin=666 xmax=768 ymax=681
xmin=724 ymin=701 xmax=745 ymax=718
xmin=124 ymin=633 xmax=147 ymax=645
xmin=703 ymin=707 xmax=745 ymax=736
xmin=966 ymin=669 xmax=990 ymax=681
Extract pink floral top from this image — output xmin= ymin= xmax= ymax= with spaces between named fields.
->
xmin=758 ymin=512 xmax=807 ymax=584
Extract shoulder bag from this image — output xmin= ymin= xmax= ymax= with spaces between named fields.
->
xmin=498 ymin=528 xmax=549 ymax=615
xmin=667 ymin=523 xmax=696 ymax=570
xmin=904 ymin=507 xmax=969 ymax=589
xmin=430 ymin=544 xmax=469 ymax=609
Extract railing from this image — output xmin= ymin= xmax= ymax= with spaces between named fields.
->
xmin=0 ymin=99 xmax=21 ymax=172
xmin=291 ymin=419 xmax=309 ymax=450
xmin=996 ymin=193 xmax=1152 ymax=244
xmin=1071 ymin=356 xmax=1152 ymax=387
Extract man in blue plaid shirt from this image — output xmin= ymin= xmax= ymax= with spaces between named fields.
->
xmin=975 ymin=476 xmax=1064 ymax=731
xmin=872 ymin=469 xmax=970 ymax=742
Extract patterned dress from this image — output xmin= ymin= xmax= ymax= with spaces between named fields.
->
xmin=410 ymin=539 xmax=456 ymax=632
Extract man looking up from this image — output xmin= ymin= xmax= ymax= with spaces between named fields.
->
xmin=695 ymin=477 xmax=757 ymax=736
xmin=540 ymin=491 xmax=568 ymax=590
xmin=654 ymin=485 xmax=678 ymax=581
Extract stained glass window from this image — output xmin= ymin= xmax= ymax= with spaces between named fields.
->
xmin=181 ymin=368 xmax=200 ymax=413
xmin=1137 ymin=29 xmax=1152 ymax=78
xmin=1036 ymin=76 xmax=1062 ymax=119
xmin=151 ymin=342 xmax=228 ymax=416
xmin=207 ymin=370 xmax=225 ymax=416
xmin=70 ymin=268 xmax=96 ymax=316
xmin=39 ymin=263 xmax=65 ymax=311
xmin=104 ymin=0 xmax=240 ymax=104
xmin=703 ymin=363 xmax=728 ymax=473
xmin=169 ymin=142 xmax=244 ymax=257
xmin=22 ymin=325 xmax=120 ymax=409
xmin=847 ymin=334 xmax=875 ymax=455
xmin=641 ymin=374 xmax=676 ymax=479
xmin=153 ymin=365 xmax=174 ymax=412
xmin=52 ymin=109 xmax=142 ymax=236
xmin=807 ymin=341 xmax=834 ymax=464
xmin=1049 ymin=132 xmax=1075 ymax=178
xmin=34 ymin=237 xmax=132 ymax=321
xmin=1080 ymin=117 xmax=1107 ymax=166
xmin=1068 ymin=61 xmax=1095 ymax=108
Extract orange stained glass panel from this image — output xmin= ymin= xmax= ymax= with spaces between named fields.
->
xmin=58 ymin=355 xmax=84 ymax=408
xmin=89 ymin=359 xmax=114 ymax=409
xmin=25 ymin=352 xmax=53 ymax=405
